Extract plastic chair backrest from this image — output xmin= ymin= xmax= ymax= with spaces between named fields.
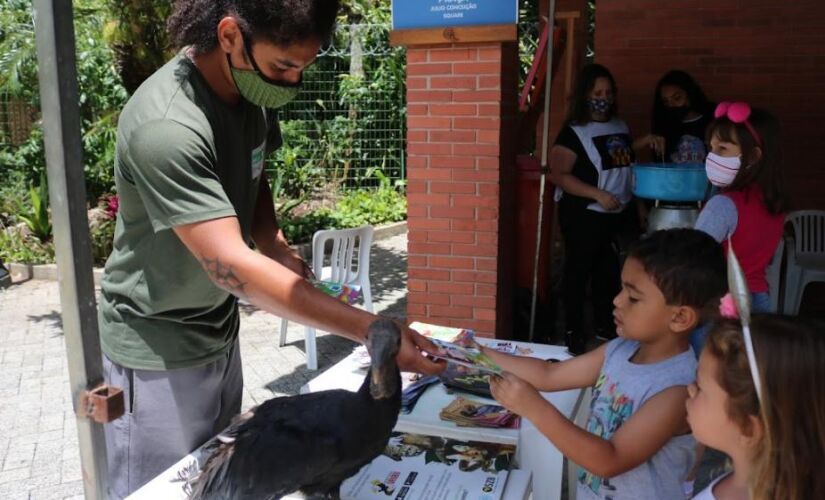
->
xmin=788 ymin=210 xmax=825 ymax=261
xmin=311 ymin=226 xmax=374 ymax=284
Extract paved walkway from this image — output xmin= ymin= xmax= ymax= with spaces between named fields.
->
xmin=0 ymin=234 xmax=408 ymax=499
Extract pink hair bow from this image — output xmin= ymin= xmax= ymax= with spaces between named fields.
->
xmin=718 ymin=293 xmax=738 ymax=319
xmin=714 ymin=101 xmax=763 ymax=146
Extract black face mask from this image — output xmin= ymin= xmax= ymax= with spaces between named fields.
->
xmin=666 ymin=105 xmax=690 ymax=121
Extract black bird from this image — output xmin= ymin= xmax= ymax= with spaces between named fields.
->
xmin=187 ymin=319 xmax=402 ymax=500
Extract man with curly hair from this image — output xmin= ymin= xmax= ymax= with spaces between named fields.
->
xmin=97 ymin=1 xmax=443 ymax=496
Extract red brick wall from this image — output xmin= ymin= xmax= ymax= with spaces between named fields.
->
xmin=405 ymin=43 xmax=519 ymax=338
xmin=595 ymin=0 xmax=825 ymax=210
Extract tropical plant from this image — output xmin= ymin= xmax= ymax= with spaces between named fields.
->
xmin=102 ymin=0 xmax=172 ymax=93
xmin=0 ymin=0 xmax=128 ymax=200
xmin=17 ymin=173 xmax=52 ymax=242
xmin=0 ymin=227 xmax=55 ymax=265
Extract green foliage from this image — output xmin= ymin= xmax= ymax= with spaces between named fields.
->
xmin=280 ymin=211 xmax=336 ymax=245
xmin=0 ymin=171 xmax=27 ymax=222
xmin=0 ymin=0 xmax=128 ymax=200
xmin=89 ymin=217 xmax=115 ymax=265
xmin=17 ymin=174 xmax=52 ymax=242
xmin=0 ymin=225 xmax=54 ymax=265
xmin=0 ymin=0 xmax=39 ymax=103
xmin=279 ymin=171 xmax=406 ymax=245
xmin=268 ymin=119 xmax=326 ymax=200
xmin=274 ymin=20 xmax=407 ymax=191
xmin=323 ymin=170 xmax=406 ymax=227
xmin=103 ymin=0 xmax=172 ymax=93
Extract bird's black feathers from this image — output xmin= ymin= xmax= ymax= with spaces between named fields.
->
xmin=187 ymin=319 xmax=402 ymax=499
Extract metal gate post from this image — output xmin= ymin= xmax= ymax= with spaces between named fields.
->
xmin=33 ymin=1 xmax=110 ymax=497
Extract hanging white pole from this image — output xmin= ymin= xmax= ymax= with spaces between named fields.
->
xmin=529 ymin=0 xmax=557 ymax=342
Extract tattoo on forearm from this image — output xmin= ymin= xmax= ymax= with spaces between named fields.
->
xmin=200 ymin=256 xmax=248 ymax=299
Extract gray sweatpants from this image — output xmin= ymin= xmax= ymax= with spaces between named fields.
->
xmin=102 ymin=339 xmax=243 ymax=499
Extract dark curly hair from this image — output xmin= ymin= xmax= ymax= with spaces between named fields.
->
xmin=167 ymin=0 xmax=340 ymax=55
xmin=627 ymin=228 xmax=727 ymax=310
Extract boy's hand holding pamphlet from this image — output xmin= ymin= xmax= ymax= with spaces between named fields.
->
xmin=409 ymin=322 xmax=503 ymax=375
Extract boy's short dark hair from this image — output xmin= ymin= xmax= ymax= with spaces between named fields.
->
xmin=627 ymin=228 xmax=726 ymax=309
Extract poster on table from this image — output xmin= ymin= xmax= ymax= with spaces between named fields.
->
xmin=392 ymin=0 xmax=519 ymax=30
xmin=341 ymin=431 xmax=515 ymax=500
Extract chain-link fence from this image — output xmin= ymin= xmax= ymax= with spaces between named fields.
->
xmin=269 ymin=23 xmax=406 ymax=196
xmin=0 ymin=21 xmax=541 ymax=194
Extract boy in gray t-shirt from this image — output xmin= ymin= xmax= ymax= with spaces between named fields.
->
xmin=485 ymin=229 xmax=727 ymax=500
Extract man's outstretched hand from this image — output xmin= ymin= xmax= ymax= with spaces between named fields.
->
xmin=396 ymin=323 xmax=446 ymax=375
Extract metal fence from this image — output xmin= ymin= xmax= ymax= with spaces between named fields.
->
xmin=270 ymin=23 xmax=407 ymax=192
xmin=0 ymin=95 xmax=37 ymax=146
xmin=1 ymin=22 xmax=542 ymax=192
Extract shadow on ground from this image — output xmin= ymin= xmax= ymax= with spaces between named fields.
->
xmin=26 ymin=310 xmax=63 ymax=334
xmin=253 ymin=241 xmax=409 ymax=395
xmin=264 ymin=334 xmax=357 ymax=394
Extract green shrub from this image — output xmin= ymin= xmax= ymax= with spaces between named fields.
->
xmin=280 ymin=175 xmax=406 ymax=245
xmin=0 ymin=0 xmax=128 ymax=200
xmin=0 ymin=171 xmax=28 ymax=224
xmin=0 ymin=227 xmax=54 ymax=264
xmin=90 ymin=217 xmax=115 ymax=265
xmin=17 ymin=174 xmax=51 ymax=242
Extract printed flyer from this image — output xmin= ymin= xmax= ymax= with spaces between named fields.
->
xmin=341 ymin=432 xmax=515 ymax=500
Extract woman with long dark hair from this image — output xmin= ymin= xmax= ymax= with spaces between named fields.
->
xmin=549 ymin=63 xmax=640 ymax=354
xmin=638 ymin=70 xmax=715 ymax=163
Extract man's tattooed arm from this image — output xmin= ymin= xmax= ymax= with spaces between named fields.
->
xmin=200 ymin=256 xmax=249 ymax=300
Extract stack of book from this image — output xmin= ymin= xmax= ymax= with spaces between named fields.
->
xmin=439 ymin=396 xmax=521 ymax=430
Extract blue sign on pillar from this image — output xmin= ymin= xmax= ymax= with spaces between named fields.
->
xmin=392 ymin=0 xmax=518 ymax=30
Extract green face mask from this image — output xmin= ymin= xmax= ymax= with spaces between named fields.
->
xmin=228 ymin=37 xmax=301 ymax=109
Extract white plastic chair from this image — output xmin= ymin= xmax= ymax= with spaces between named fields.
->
xmin=783 ymin=210 xmax=825 ymax=315
xmin=279 ymin=225 xmax=374 ymax=370
xmin=765 ymin=237 xmax=785 ymax=313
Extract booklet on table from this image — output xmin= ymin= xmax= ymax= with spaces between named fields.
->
xmin=341 ymin=431 xmax=515 ymax=500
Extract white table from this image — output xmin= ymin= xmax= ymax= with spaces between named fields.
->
xmin=302 ymin=340 xmax=584 ymax=500
xmin=130 ymin=340 xmax=583 ymax=500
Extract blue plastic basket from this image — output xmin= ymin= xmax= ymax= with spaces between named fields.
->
xmin=631 ymin=163 xmax=709 ymax=202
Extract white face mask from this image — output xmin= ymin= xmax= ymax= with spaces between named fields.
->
xmin=705 ymin=152 xmax=741 ymax=187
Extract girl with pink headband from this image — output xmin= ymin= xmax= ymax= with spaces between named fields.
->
xmin=693 ymin=101 xmax=786 ymax=325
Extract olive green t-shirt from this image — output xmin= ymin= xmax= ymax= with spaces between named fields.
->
xmin=98 ymin=53 xmax=282 ymax=370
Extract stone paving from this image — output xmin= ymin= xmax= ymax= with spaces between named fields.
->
xmin=0 ymin=233 xmax=409 ymax=499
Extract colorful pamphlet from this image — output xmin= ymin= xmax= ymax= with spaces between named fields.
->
xmin=312 ymin=279 xmax=362 ymax=305
xmin=410 ymin=322 xmax=502 ymax=375
xmin=408 ymin=322 xmax=473 ymax=343
xmin=341 ymin=432 xmax=515 ymax=500
xmin=439 ymin=397 xmax=521 ymax=430
xmin=440 ymin=364 xmax=494 ymax=398
xmin=429 ymin=339 xmax=502 ymax=375
xmin=438 ymin=339 xmax=520 ymax=398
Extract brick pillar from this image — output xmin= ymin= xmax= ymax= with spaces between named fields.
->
xmin=405 ymin=42 xmax=519 ymax=339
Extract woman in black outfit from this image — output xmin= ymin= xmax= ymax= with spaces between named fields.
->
xmin=637 ymin=70 xmax=715 ymax=164
xmin=549 ymin=64 xmax=640 ymax=355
